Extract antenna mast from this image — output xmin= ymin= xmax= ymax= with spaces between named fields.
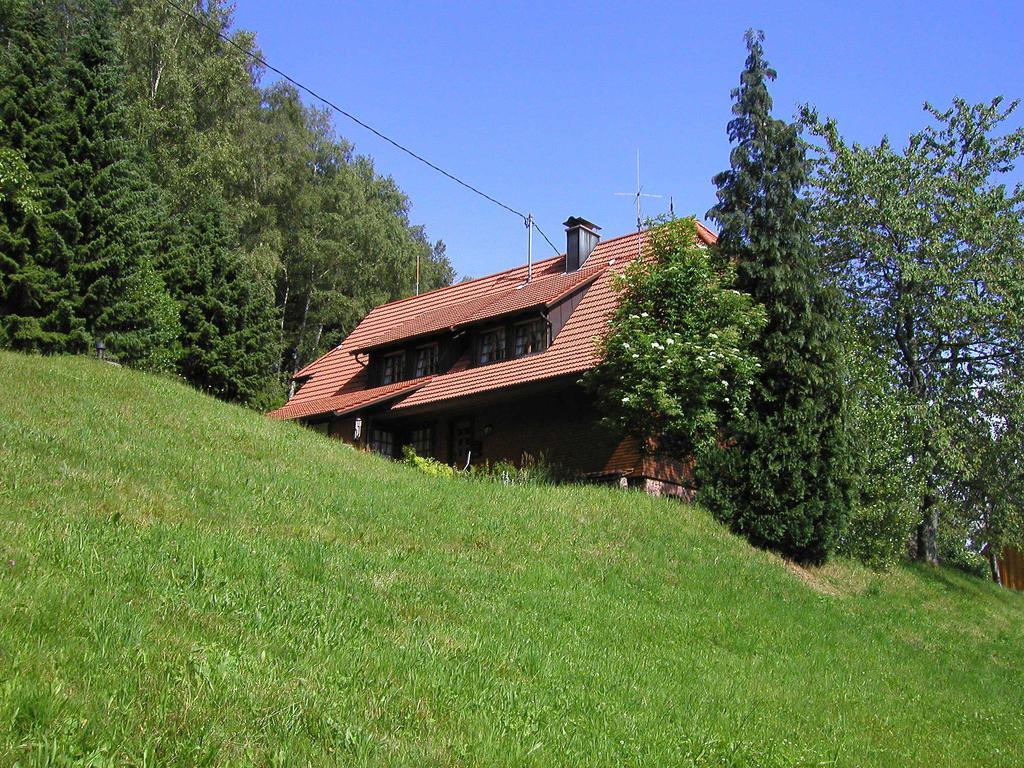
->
xmin=526 ymin=213 xmax=534 ymax=282
xmin=615 ymin=149 xmax=662 ymax=257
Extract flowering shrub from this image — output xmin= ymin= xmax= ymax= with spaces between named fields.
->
xmin=584 ymin=218 xmax=764 ymax=458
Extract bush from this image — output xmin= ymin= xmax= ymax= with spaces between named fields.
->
xmin=402 ymin=446 xmax=456 ymax=478
xmin=839 ymin=499 xmax=916 ymax=570
xmin=584 ymin=217 xmax=764 ymax=459
xmin=938 ymin=524 xmax=990 ymax=580
xmin=402 ymin=447 xmax=561 ymax=486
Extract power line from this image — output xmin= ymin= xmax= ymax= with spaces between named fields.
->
xmin=532 ymin=221 xmax=562 ymax=257
xmin=162 ymin=0 xmax=562 ymax=255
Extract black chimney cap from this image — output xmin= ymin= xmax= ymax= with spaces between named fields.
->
xmin=562 ymin=216 xmax=601 ymax=231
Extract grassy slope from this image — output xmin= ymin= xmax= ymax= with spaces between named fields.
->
xmin=0 ymin=352 xmax=1021 ymax=767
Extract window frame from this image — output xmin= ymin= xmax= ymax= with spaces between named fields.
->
xmin=477 ymin=326 xmax=507 ymax=366
xmin=409 ymin=425 xmax=434 ymax=457
xmin=413 ymin=343 xmax=439 ymax=378
xmin=369 ymin=427 xmax=394 ymax=457
xmin=451 ymin=418 xmax=474 ymax=467
xmin=381 ymin=351 xmax=404 ymax=385
xmin=513 ymin=318 xmax=547 ymax=358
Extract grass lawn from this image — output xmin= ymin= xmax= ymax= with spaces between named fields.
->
xmin=0 ymin=351 xmax=1021 ymax=766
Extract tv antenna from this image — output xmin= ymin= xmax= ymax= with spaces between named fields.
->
xmin=615 ymin=149 xmax=662 ymax=257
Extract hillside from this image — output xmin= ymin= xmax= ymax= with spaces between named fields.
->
xmin=1 ymin=352 xmax=1021 ymax=767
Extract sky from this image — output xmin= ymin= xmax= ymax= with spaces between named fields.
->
xmin=231 ymin=1 xmax=1024 ymax=280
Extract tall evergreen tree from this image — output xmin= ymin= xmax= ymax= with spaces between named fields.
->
xmin=160 ymin=190 xmax=279 ymax=406
xmin=58 ymin=0 xmax=179 ymax=370
xmin=699 ymin=30 xmax=852 ymax=564
xmin=0 ymin=1 xmax=84 ymax=351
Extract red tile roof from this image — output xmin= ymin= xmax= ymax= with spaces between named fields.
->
xmin=270 ymin=224 xmax=717 ymax=421
xmin=267 ymin=377 xmax=430 ymax=421
xmin=353 ymin=264 xmax=605 ymax=353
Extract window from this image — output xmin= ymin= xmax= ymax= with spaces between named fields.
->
xmin=414 ymin=344 xmax=438 ymax=377
xmin=369 ymin=428 xmax=394 ymax=457
xmin=410 ymin=426 xmax=433 ymax=456
xmin=452 ymin=419 xmax=473 ymax=466
xmin=381 ymin=352 xmax=404 ymax=385
xmin=477 ymin=327 xmax=506 ymax=365
xmin=514 ymin=319 xmax=547 ymax=357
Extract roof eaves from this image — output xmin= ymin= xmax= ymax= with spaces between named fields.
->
xmin=330 ymin=378 xmax=431 ymax=417
xmin=268 ymin=377 xmax=431 ymax=421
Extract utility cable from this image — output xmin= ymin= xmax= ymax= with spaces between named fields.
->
xmin=532 ymin=221 xmax=562 ymax=257
xmin=164 ymin=0 xmax=559 ymax=244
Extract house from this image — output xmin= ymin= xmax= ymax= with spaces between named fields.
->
xmin=268 ymin=216 xmax=718 ymax=497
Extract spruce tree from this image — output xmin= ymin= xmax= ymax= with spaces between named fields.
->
xmin=699 ymin=30 xmax=852 ymax=564
xmin=0 ymin=2 xmax=84 ymax=352
xmin=160 ymin=191 xmax=280 ymax=406
xmin=59 ymin=0 xmax=179 ymax=370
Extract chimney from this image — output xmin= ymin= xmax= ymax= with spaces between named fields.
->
xmin=563 ymin=216 xmax=601 ymax=273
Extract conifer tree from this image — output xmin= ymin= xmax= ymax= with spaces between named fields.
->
xmin=699 ymin=30 xmax=852 ymax=564
xmin=160 ymin=191 xmax=280 ymax=406
xmin=59 ymin=0 xmax=179 ymax=370
xmin=0 ymin=2 xmax=84 ymax=351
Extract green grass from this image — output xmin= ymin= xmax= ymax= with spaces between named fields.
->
xmin=0 ymin=352 xmax=1021 ymax=767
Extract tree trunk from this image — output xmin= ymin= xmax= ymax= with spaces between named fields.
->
xmin=312 ymin=322 xmax=324 ymax=354
xmin=988 ymin=546 xmax=1003 ymax=586
xmin=915 ymin=492 xmax=939 ymax=565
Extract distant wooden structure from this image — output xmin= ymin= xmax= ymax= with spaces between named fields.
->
xmin=992 ymin=546 xmax=1024 ymax=591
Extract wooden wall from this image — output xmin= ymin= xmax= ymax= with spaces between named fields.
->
xmin=998 ymin=546 xmax=1024 ymax=591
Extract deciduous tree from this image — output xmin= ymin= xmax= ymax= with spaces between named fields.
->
xmin=805 ymin=97 xmax=1024 ymax=564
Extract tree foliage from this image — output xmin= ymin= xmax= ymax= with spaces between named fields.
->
xmin=0 ymin=0 xmax=454 ymax=404
xmin=59 ymin=0 xmax=180 ymax=370
xmin=700 ymin=31 xmax=853 ymax=565
xmin=160 ymin=190 xmax=278 ymax=406
xmin=839 ymin=332 xmax=923 ymax=568
xmin=0 ymin=1 xmax=83 ymax=352
xmin=805 ymin=97 xmax=1024 ymax=565
xmin=585 ymin=217 xmax=764 ymax=458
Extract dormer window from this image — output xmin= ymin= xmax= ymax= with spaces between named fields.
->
xmin=478 ymin=327 xmax=507 ymax=365
xmin=381 ymin=351 xmax=404 ymax=385
xmin=514 ymin=318 xmax=547 ymax=357
xmin=414 ymin=343 xmax=438 ymax=377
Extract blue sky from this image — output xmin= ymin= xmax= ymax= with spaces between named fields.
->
xmin=232 ymin=1 xmax=1023 ymax=280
